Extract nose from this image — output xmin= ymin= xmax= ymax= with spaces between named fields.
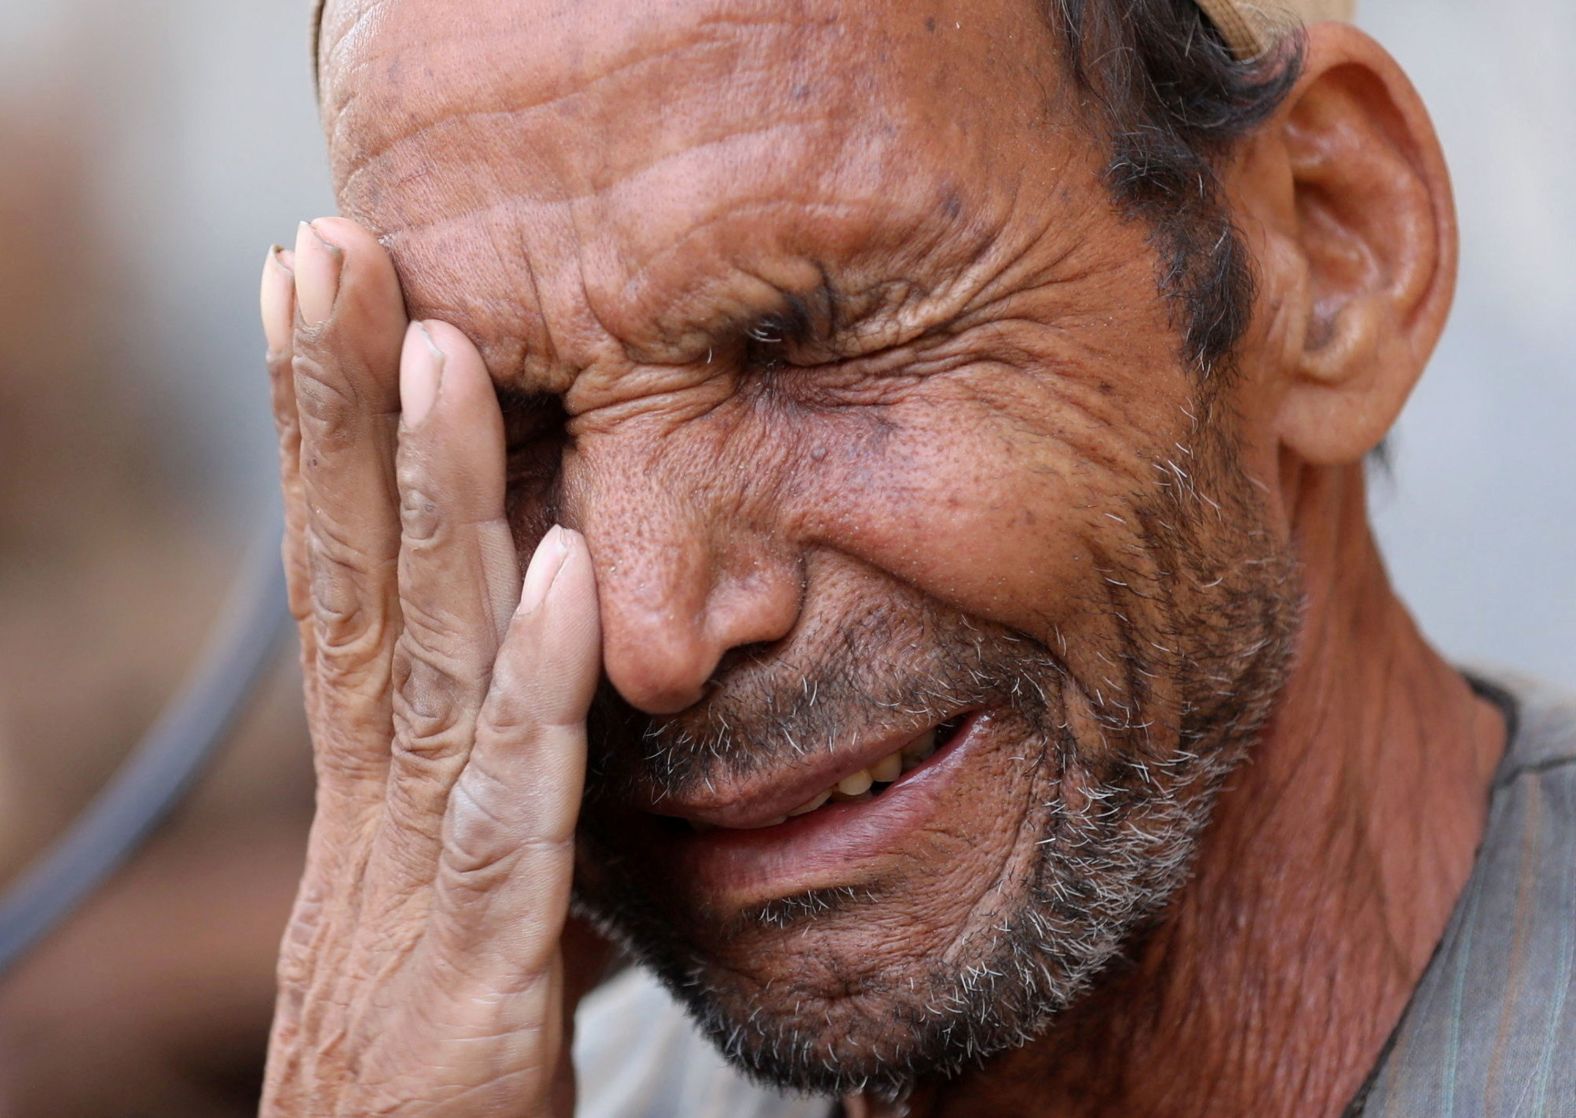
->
xmin=564 ymin=433 xmax=804 ymax=716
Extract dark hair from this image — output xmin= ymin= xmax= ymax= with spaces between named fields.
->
xmin=1047 ymin=1 xmax=1305 ymax=376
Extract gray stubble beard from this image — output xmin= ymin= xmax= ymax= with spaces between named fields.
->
xmin=574 ymin=429 xmax=1303 ymax=1100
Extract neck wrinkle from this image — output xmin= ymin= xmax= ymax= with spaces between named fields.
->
xmin=898 ymin=463 xmax=1507 ymax=1118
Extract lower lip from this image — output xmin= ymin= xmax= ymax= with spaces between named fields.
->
xmin=659 ymin=712 xmax=992 ymax=908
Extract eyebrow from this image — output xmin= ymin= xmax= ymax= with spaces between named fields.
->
xmin=705 ymin=284 xmax=881 ymax=371
xmin=671 ymin=260 xmax=982 ymax=379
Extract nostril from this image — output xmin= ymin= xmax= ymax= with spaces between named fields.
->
xmin=708 ymin=637 xmax=789 ymax=689
xmin=604 ymin=611 xmax=802 ymax=715
xmin=576 ymin=477 xmax=804 ymax=715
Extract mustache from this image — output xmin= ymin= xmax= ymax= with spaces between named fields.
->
xmin=584 ymin=601 xmax=1068 ymax=803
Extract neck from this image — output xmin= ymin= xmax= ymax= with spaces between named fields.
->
xmin=858 ymin=463 xmax=1508 ymax=1118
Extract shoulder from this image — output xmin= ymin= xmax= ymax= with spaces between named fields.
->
xmin=1360 ymin=671 xmax=1576 ymax=1116
xmin=1482 ymin=669 xmax=1576 ymax=784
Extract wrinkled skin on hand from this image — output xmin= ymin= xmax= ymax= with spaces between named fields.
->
xmin=258 ymin=220 xmax=605 ymax=1117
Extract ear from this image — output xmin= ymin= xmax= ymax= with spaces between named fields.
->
xmin=1243 ymin=24 xmax=1458 ymax=466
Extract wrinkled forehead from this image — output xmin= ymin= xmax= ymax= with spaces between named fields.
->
xmin=319 ymin=0 xmax=1058 ymax=189
xmin=317 ymin=0 xmax=1077 ymax=381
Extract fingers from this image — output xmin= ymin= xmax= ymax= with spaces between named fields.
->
xmin=382 ymin=320 xmax=520 ymax=856
xmin=430 ymin=528 xmax=601 ymax=982
xmin=261 ymin=246 xmax=318 ymax=713
xmin=356 ymin=531 xmax=600 ymax=1115
xmin=290 ymin=218 xmax=409 ymax=789
xmin=261 ymin=224 xmax=604 ymax=1118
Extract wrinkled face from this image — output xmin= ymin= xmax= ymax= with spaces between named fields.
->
xmin=322 ymin=0 xmax=1299 ymax=1095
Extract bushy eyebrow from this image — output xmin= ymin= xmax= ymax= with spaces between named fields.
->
xmin=708 ymin=260 xmax=974 ymax=369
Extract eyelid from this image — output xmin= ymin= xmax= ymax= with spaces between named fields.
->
xmin=757 ymin=329 xmax=953 ymax=380
xmin=746 ymin=315 xmax=790 ymax=345
xmin=784 ymin=314 xmax=967 ymax=371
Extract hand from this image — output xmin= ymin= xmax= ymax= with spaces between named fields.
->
xmin=258 ymin=219 xmax=603 ymax=1117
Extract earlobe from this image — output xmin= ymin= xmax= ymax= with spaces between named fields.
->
xmin=1270 ymin=24 xmax=1457 ymax=466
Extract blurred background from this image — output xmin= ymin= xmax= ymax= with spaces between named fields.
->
xmin=0 ymin=1 xmax=1571 ymax=1114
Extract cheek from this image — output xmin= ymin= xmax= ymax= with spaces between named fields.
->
xmin=788 ymin=368 xmax=1190 ymax=639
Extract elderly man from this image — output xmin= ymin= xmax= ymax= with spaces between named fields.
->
xmin=256 ymin=0 xmax=1574 ymax=1114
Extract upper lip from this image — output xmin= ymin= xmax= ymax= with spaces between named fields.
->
xmin=645 ymin=714 xmax=961 ymax=830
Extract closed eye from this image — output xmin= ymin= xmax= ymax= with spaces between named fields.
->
xmin=741 ymin=292 xmax=820 ymax=370
xmin=499 ymin=388 xmax=568 ymax=479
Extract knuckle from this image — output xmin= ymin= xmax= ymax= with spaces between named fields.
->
xmin=439 ymin=775 xmax=533 ymax=888
xmin=274 ymin=438 xmax=303 ymax=487
xmin=477 ymin=688 xmax=538 ymax=741
xmin=291 ymin=353 xmax=358 ymax=447
xmin=268 ymin=363 xmax=301 ymax=432
xmin=312 ymin=742 xmax=387 ymax=788
xmin=393 ymin=592 xmax=476 ymax=673
xmin=274 ymin=939 xmax=315 ymax=996
xmin=310 ymin=591 xmax=389 ymax=666
xmin=478 ymin=666 xmax=578 ymax=740
xmin=313 ymin=615 xmax=394 ymax=694
xmin=395 ymin=451 xmax=485 ymax=549
xmin=287 ymin=589 xmax=316 ymax=631
xmin=391 ymin=642 xmax=474 ymax=758
xmin=275 ymin=898 xmax=329 ymax=995
xmin=442 ymin=757 xmax=575 ymax=885
xmin=310 ymin=590 xmax=378 ymax=653
xmin=266 ymin=348 xmax=294 ymax=380
xmin=283 ymin=553 xmax=316 ymax=628
xmin=478 ymin=651 xmax=546 ymax=733
xmin=398 ymin=482 xmax=443 ymax=545
xmin=306 ymin=522 xmax=393 ymax=655
xmin=396 ymin=443 xmax=499 ymax=544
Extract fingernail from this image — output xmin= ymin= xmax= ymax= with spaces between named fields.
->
xmin=520 ymin=526 xmax=571 ymax=613
xmin=294 ymin=220 xmax=342 ymax=326
xmin=400 ymin=322 xmax=445 ymax=427
xmin=260 ymin=245 xmax=294 ymax=354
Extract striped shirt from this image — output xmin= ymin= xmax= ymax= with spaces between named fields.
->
xmin=575 ymin=672 xmax=1576 ymax=1117
xmin=1354 ymin=672 xmax=1576 ymax=1115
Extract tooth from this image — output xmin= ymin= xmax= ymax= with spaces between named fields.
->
xmin=837 ymin=769 xmax=874 ymax=797
xmin=870 ymin=751 xmax=902 ymax=783
xmin=788 ymin=790 xmax=832 ymax=816
xmin=901 ymin=729 xmax=938 ymax=768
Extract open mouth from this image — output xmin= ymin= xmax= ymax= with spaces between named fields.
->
xmin=684 ymin=714 xmax=971 ymax=833
xmin=626 ymin=710 xmax=999 ymax=907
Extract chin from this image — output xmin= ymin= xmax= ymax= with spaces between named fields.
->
xmin=574 ymin=678 xmax=1280 ymax=1097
